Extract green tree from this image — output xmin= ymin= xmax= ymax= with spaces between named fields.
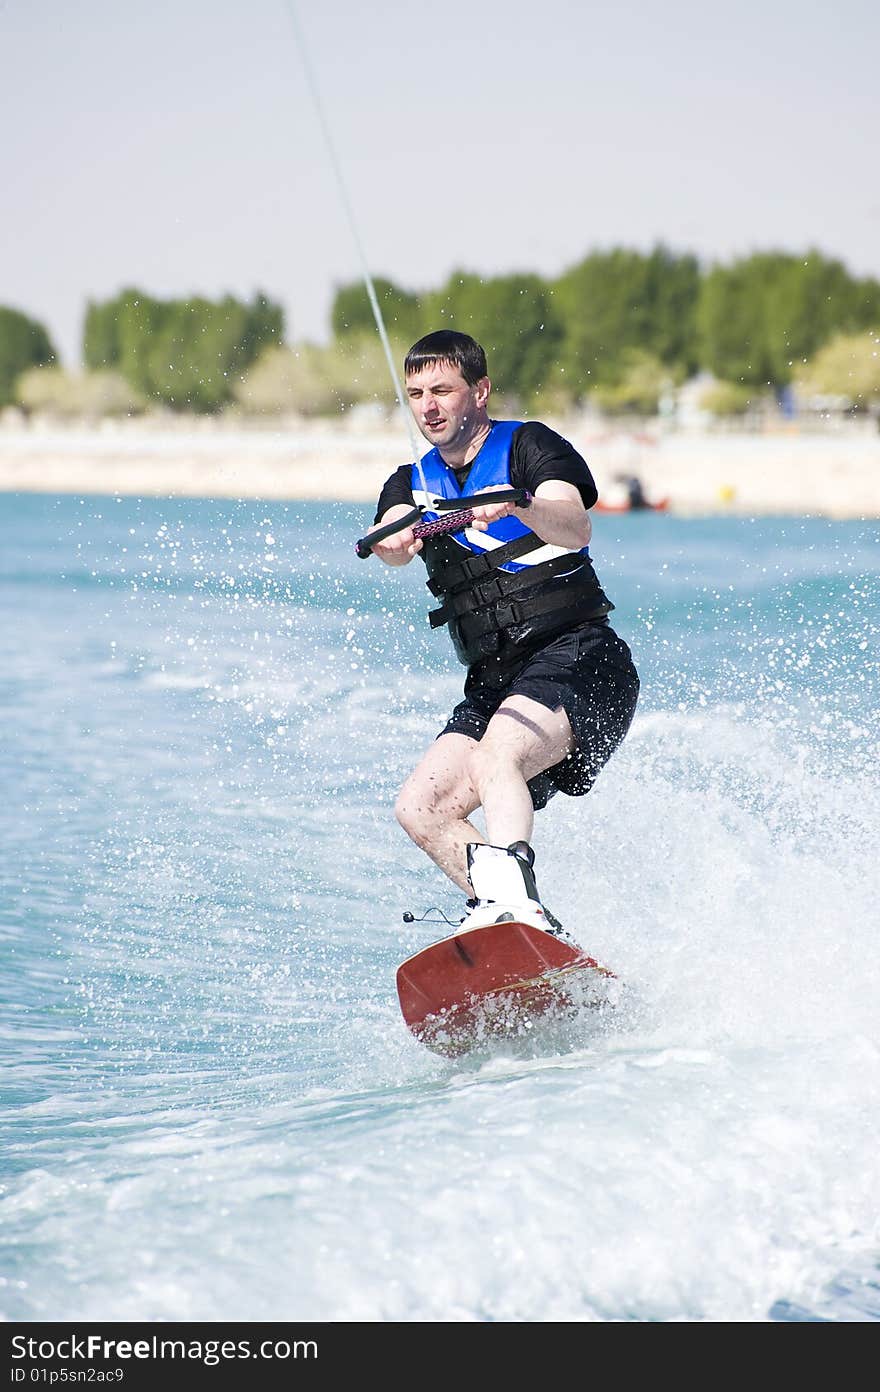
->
xmin=764 ymin=251 xmax=876 ymax=383
xmin=236 ymin=334 xmax=410 ymax=417
xmin=697 ymin=379 xmax=756 ymax=417
xmin=331 ymin=277 xmax=422 ymax=343
xmin=641 ymin=246 xmax=701 ymax=370
xmin=83 ymin=298 xmax=120 ymax=369
xmin=553 ymin=246 xmax=699 ymax=395
xmin=421 ymin=270 xmax=563 ymax=404
xmin=330 ymin=330 xmax=412 ymax=407
xmin=0 ymin=305 xmax=56 ymax=407
xmin=145 ymin=297 xmax=245 ymax=411
xmin=238 ymin=291 xmax=285 ymax=364
xmin=854 ymin=276 xmax=880 ymax=329
xmin=591 ymin=350 xmax=676 ymax=416
xmin=698 ymin=250 xmax=879 ymax=388
xmin=233 ymin=344 xmax=349 ymax=417
xmin=82 ymin=289 xmax=285 ymax=411
xmin=114 ymin=289 xmax=171 ymax=395
xmin=16 ymin=366 xmax=145 ymax=418
xmin=697 ymin=256 xmax=780 ymax=385
xmin=794 ymin=331 xmax=880 ymax=412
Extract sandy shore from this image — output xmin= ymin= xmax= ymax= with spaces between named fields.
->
xmin=1 ymin=418 xmax=878 ymax=518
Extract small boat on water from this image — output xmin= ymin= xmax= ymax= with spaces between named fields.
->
xmin=593 ymin=474 xmax=669 ymax=514
xmin=593 ymin=495 xmax=670 ymax=514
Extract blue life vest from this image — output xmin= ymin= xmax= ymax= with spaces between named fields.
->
xmin=410 ymin=421 xmax=613 ymax=669
xmin=411 ymin=420 xmax=590 ymax=572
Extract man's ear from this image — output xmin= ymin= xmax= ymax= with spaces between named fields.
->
xmin=475 ymin=376 xmax=491 ymax=407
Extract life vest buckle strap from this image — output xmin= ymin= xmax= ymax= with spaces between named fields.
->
xmin=456 ymin=599 xmax=523 ymax=642
xmin=426 ymin=530 xmax=545 ymax=595
xmin=428 ymin=604 xmax=450 ymax=629
xmin=458 ymin=551 xmax=498 ymax=582
xmin=494 ymin=599 xmax=525 ymax=629
xmin=470 ymin=574 xmax=506 ymax=606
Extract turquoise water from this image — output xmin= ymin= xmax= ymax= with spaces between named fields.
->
xmin=1 ymin=492 xmax=879 ymax=1322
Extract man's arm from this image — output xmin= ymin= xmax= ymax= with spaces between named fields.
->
xmin=469 ymin=480 xmax=591 ymax=549
xmin=468 ymin=421 xmax=596 ymax=548
xmin=367 ymin=467 xmax=422 ymax=565
xmin=510 ymin=421 xmax=599 ymax=504
xmin=366 ymin=504 xmax=424 ymax=566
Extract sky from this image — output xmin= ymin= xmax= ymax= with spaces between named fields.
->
xmin=2 ymin=0 xmax=879 ymax=367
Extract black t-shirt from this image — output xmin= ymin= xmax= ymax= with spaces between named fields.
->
xmin=373 ymin=420 xmax=598 ymax=522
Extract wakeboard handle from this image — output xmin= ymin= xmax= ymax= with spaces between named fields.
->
xmin=355 ymin=488 xmax=531 ymax=558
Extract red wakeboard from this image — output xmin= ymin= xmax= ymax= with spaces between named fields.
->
xmin=396 ymin=920 xmax=617 ymax=1057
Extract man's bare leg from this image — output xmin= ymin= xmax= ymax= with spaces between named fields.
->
xmin=395 ymin=698 xmax=575 ymax=895
xmin=470 ymin=695 xmax=575 ymax=847
xmin=395 ymin=733 xmax=484 ymax=894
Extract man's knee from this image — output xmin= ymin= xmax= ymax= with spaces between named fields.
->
xmin=468 ymin=737 xmax=526 ymax=793
xmin=395 ymin=759 xmax=477 ymax=844
xmin=394 ymin=780 xmax=423 ymax=841
xmin=394 ymin=775 xmax=446 ymax=845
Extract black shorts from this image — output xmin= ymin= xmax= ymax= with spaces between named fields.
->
xmin=439 ymin=623 xmax=640 ymax=811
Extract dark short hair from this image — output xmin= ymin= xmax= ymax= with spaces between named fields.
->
xmin=404 ymin=330 xmax=487 ymax=385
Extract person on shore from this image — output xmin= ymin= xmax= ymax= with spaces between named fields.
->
xmin=367 ymin=330 xmax=639 ymax=932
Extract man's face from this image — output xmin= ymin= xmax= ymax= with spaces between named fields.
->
xmin=405 ymin=360 xmax=490 ymax=450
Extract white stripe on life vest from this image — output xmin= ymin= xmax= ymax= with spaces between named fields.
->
xmin=411 ymin=491 xmax=574 ymax=566
xmin=412 ymin=489 xmax=442 ymax=510
xmin=460 ymin=529 xmax=571 ymax=565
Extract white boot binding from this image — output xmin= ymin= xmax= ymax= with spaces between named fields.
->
xmin=466 ymin=841 xmax=541 ymax=907
xmin=504 ymin=843 xmax=568 ymax=933
xmin=460 ymin=842 xmax=567 ymax=936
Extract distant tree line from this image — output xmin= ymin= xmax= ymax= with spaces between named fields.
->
xmin=0 ymin=306 xmax=56 ymax=408
xmin=83 ymin=288 xmax=284 ymax=410
xmin=330 ymin=249 xmax=880 ymax=407
xmin=1 ymin=248 xmax=878 ymax=418
xmin=1 ymin=288 xmax=284 ymax=414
